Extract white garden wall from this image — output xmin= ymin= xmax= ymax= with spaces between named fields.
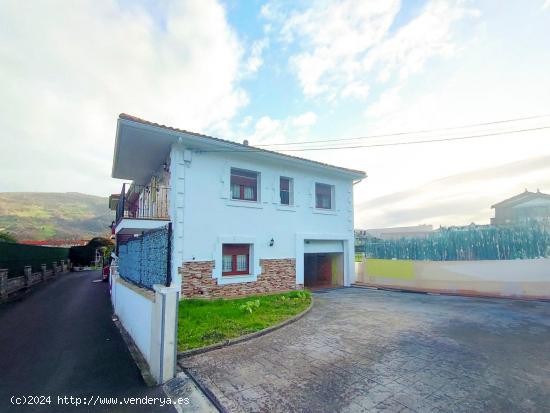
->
xmin=355 ymin=258 xmax=550 ymax=299
xmin=113 ymin=276 xmax=154 ymax=361
xmin=111 ymin=270 xmax=179 ymax=383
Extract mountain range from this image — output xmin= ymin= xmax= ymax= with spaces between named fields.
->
xmin=0 ymin=192 xmax=113 ymax=241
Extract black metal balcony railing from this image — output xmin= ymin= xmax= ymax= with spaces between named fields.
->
xmin=116 ymin=183 xmax=169 ymax=224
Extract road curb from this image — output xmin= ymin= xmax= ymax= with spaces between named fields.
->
xmin=163 ymin=371 xmax=220 ymax=413
xmin=351 ymin=283 xmax=550 ymax=302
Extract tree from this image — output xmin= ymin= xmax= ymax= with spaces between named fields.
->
xmin=0 ymin=231 xmax=16 ymax=243
xmin=69 ymin=237 xmax=114 ymax=266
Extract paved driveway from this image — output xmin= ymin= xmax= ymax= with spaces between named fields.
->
xmin=180 ymin=288 xmax=550 ymax=412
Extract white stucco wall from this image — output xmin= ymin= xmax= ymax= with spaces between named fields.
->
xmin=171 ymin=146 xmax=358 ymax=286
xmin=111 ymin=273 xmax=179 ymax=383
xmin=356 ymin=258 xmax=550 ymax=299
xmin=113 ymin=278 xmax=154 ymax=361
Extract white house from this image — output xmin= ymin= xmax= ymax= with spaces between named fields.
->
xmin=491 ymin=189 xmax=550 ymax=226
xmin=110 ymin=113 xmax=366 ymax=298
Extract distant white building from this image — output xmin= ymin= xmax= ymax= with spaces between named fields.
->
xmin=110 ymin=114 xmax=366 ymax=297
xmin=356 ymin=224 xmax=434 ymax=240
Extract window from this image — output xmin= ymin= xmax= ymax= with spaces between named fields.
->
xmin=222 ymin=244 xmax=250 ymax=275
xmin=280 ymin=177 xmax=293 ymax=205
xmin=315 ymin=183 xmax=333 ymax=209
xmin=231 ymin=168 xmax=259 ymax=201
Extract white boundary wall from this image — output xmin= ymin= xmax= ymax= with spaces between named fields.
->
xmin=113 ymin=277 xmax=154 ymax=361
xmin=111 ymin=268 xmax=179 ymax=383
xmin=355 ymin=258 xmax=550 ymax=299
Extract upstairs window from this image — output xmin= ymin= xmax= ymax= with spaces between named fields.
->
xmin=231 ymin=168 xmax=259 ymax=201
xmin=222 ymin=244 xmax=250 ymax=275
xmin=315 ymin=183 xmax=333 ymax=209
xmin=280 ymin=177 xmax=293 ymax=205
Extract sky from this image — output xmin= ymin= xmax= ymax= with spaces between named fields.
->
xmin=1 ymin=0 xmax=550 ymax=229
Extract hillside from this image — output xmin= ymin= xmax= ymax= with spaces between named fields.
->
xmin=0 ymin=192 xmax=113 ymax=240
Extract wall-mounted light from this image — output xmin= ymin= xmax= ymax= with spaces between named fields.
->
xmin=269 ymin=238 xmax=274 ymax=247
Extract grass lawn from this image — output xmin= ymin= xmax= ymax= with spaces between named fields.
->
xmin=178 ymin=290 xmax=311 ymax=351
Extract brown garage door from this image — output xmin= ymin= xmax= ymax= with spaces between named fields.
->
xmin=304 ymin=253 xmax=344 ymax=289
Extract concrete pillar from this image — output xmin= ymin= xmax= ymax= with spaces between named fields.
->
xmin=41 ymin=264 xmax=47 ymax=281
xmin=150 ymin=284 xmax=180 ymax=384
xmin=0 ymin=269 xmax=8 ymax=301
xmin=110 ymin=265 xmax=119 ymax=313
xmin=24 ymin=266 xmax=32 ymax=286
xmin=169 ymin=144 xmax=186 ymax=290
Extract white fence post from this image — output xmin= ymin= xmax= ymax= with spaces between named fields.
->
xmin=150 ymin=284 xmax=179 ymax=384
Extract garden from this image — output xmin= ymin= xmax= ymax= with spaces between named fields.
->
xmin=178 ymin=290 xmax=311 ymax=351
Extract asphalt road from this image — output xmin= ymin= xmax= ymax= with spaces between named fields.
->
xmin=0 ymin=270 xmax=176 ymax=413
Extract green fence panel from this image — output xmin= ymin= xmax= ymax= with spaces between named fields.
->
xmin=0 ymin=243 xmax=69 ymax=278
xmin=357 ymin=224 xmax=550 ymax=261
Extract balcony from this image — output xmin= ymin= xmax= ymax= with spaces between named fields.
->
xmin=110 ymin=183 xmax=170 ymax=236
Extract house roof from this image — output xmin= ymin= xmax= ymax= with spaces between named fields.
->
xmin=114 ymin=113 xmax=366 ymax=180
xmin=19 ymin=240 xmax=88 ymax=247
xmin=491 ymin=190 xmax=550 ymax=209
xmin=108 ymin=193 xmax=120 ymax=210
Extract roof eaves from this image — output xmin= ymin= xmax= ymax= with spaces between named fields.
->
xmin=491 ymin=191 xmax=542 ymax=209
xmin=117 ymin=113 xmax=367 ymax=178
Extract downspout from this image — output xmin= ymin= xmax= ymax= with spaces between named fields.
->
xmin=165 ymin=222 xmax=172 ymax=287
xmin=351 ymin=176 xmax=365 ymax=285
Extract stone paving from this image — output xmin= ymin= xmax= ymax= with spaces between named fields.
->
xmin=179 ymin=288 xmax=550 ymax=412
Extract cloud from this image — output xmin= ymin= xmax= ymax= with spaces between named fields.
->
xmin=251 ymin=116 xmax=284 ymax=144
xmin=292 ymin=111 xmax=317 ymax=127
xmin=0 ymin=0 xmax=249 ymax=195
xmin=356 ymin=155 xmax=550 ymax=228
xmin=244 ymin=112 xmax=318 ymax=146
xmin=243 ymin=38 xmax=269 ymax=75
xmin=363 ymin=1 xmax=479 ymax=82
xmin=262 ymin=0 xmax=477 ymax=101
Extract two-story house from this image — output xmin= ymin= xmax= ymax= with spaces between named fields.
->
xmin=491 ymin=189 xmax=550 ymax=227
xmin=109 ymin=114 xmax=366 ymax=298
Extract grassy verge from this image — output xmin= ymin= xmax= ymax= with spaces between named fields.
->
xmin=178 ymin=290 xmax=311 ymax=351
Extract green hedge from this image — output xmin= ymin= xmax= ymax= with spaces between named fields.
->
xmin=358 ymin=223 xmax=550 ymax=261
xmin=0 ymin=243 xmax=69 ymax=278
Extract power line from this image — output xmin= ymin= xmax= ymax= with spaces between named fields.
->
xmin=255 ymin=114 xmax=550 ymax=147
xmin=202 ymin=125 xmax=550 ymax=153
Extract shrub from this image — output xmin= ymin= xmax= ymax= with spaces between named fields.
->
xmin=0 ymin=231 xmax=16 ymax=243
xmin=69 ymin=237 xmax=114 ymax=266
xmin=239 ymin=299 xmax=261 ymax=314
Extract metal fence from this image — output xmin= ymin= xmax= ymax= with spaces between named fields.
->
xmin=357 ymin=223 xmax=550 ymax=261
xmin=117 ymin=224 xmax=171 ymax=289
xmin=0 ymin=243 xmax=70 ymax=278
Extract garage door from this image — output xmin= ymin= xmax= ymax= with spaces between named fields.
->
xmin=304 ymin=252 xmax=344 ymax=289
xmin=304 ymin=240 xmax=343 ymax=254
